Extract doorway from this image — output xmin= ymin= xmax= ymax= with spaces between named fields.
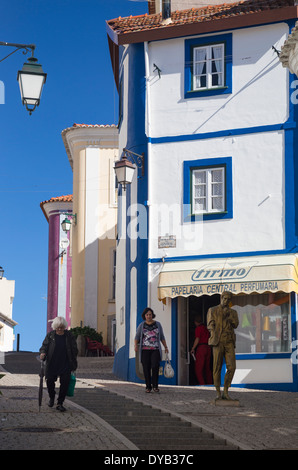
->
xmin=177 ymin=294 xmax=220 ymax=385
xmin=188 ymin=294 xmax=219 ymax=385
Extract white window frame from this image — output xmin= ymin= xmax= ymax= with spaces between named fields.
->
xmin=193 ymin=43 xmax=225 ymax=91
xmin=192 ymin=166 xmax=225 ymax=215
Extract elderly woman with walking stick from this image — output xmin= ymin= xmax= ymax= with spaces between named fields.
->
xmin=39 ymin=316 xmax=78 ymax=411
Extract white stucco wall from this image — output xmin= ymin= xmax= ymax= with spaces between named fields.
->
xmin=84 ymin=147 xmax=100 ymax=330
xmin=149 ymin=130 xmax=285 ymax=259
xmin=143 ymin=22 xmax=288 ymax=260
xmin=146 ymin=23 xmax=289 ymax=138
xmin=115 ymin=192 xmax=128 ymax=354
xmin=148 ymin=263 xmax=172 ymax=359
xmin=233 ymin=358 xmax=293 ymax=384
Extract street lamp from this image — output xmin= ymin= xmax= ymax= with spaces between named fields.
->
xmin=61 ymin=213 xmax=77 ymax=232
xmin=17 ymin=56 xmax=47 ymax=115
xmin=61 ymin=217 xmax=72 ymax=233
xmin=114 ymin=148 xmax=145 ymax=191
xmin=0 ymin=41 xmax=47 ymax=115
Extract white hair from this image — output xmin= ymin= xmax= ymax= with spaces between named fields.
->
xmin=51 ymin=316 xmax=68 ymax=330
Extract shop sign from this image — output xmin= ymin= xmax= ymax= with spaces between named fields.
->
xmin=191 ymin=266 xmax=253 ymax=282
xmin=158 ymin=254 xmax=298 ymax=299
xmin=171 ymin=281 xmax=279 ymax=297
xmin=158 ymin=235 xmax=176 ymax=248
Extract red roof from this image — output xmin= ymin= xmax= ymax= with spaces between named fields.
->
xmin=107 ymin=0 xmax=296 ymax=45
xmin=41 ymin=195 xmax=73 ymax=204
xmin=72 ymin=123 xmax=117 ymax=128
xmin=40 ymin=195 xmax=73 ymax=222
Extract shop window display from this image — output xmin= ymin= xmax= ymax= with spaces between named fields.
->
xmin=232 ymin=292 xmax=291 ymax=354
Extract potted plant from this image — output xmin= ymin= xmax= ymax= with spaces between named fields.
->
xmin=69 ymin=326 xmax=103 ymax=356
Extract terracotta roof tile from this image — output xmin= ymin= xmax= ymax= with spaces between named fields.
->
xmin=41 ymin=194 xmax=73 ymax=205
xmin=72 ymin=123 xmax=117 ymax=128
xmin=107 ymin=0 xmax=294 ymax=37
xmin=40 ymin=194 xmax=73 ymax=221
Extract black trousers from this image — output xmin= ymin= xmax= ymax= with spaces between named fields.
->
xmin=46 ymin=371 xmax=71 ymax=404
xmin=141 ymin=349 xmax=160 ymax=390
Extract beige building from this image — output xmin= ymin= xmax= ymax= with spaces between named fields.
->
xmin=61 ymin=124 xmax=118 ymax=349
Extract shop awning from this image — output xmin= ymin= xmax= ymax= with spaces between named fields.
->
xmin=158 ymin=254 xmax=298 ymax=299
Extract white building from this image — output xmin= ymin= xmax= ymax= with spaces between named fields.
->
xmin=107 ymin=0 xmax=298 ymax=391
xmin=0 ymin=276 xmax=16 ymax=352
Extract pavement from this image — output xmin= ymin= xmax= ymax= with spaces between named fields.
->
xmin=1 ymin=351 xmax=298 ymax=452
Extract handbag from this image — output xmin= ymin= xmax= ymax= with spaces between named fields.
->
xmin=164 ymin=353 xmax=174 ymax=379
xmin=66 ymin=372 xmax=76 ymax=397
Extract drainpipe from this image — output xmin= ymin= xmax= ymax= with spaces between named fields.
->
xmin=144 ymin=41 xmax=152 ymax=305
xmin=144 ymin=42 xmax=151 ymax=138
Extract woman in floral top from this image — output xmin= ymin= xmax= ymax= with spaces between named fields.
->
xmin=134 ymin=307 xmax=169 ymax=393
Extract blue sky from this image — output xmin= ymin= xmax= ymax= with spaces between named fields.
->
xmin=0 ymin=0 xmax=147 ymax=352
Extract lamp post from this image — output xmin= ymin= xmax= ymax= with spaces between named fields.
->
xmin=0 ymin=41 xmax=46 ymax=115
xmin=17 ymin=56 xmax=47 ymax=115
xmin=114 ymin=148 xmax=145 ymax=191
xmin=61 ymin=213 xmax=77 ymax=232
xmin=114 ymin=155 xmax=136 ymax=191
xmin=61 ymin=217 xmax=72 ymax=233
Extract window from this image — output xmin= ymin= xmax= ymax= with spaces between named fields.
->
xmin=232 ymin=293 xmax=291 ymax=354
xmin=192 ymin=167 xmax=225 ymax=214
xmin=183 ymin=157 xmax=233 ymax=221
xmin=112 ymin=249 xmax=116 ymax=300
xmin=118 ymin=76 xmax=123 ymax=128
xmin=193 ymin=44 xmax=224 ymax=91
xmin=109 ymin=158 xmax=118 ymax=207
xmin=185 ymin=33 xmax=232 ymax=98
xmin=109 ymin=248 xmax=116 ymax=301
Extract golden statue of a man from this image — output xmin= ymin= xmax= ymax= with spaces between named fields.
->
xmin=207 ymin=291 xmax=239 ymax=400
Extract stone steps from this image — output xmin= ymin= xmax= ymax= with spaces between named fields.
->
xmin=69 ymin=388 xmax=239 ymax=451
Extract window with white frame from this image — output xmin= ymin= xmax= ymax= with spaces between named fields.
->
xmin=184 ymin=33 xmax=232 ymax=99
xmin=192 ymin=166 xmax=225 ymax=214
xmin=193 ymin=43 xmax=224 ymax=91
xmin=184 ymin=157 xmax=232 ymax=221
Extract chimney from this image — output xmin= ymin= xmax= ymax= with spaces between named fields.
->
xmin=162 ymin=0 xmax=172 ymax=25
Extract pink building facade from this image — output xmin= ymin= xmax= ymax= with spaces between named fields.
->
xmin=40 ymin=195 xmax=73 ymax=332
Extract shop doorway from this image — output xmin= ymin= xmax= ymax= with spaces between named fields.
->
xmin=177 ymin=294 xmax=220 ymax=385
xmin=188 ymin=294 xmax=219 ymax=385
